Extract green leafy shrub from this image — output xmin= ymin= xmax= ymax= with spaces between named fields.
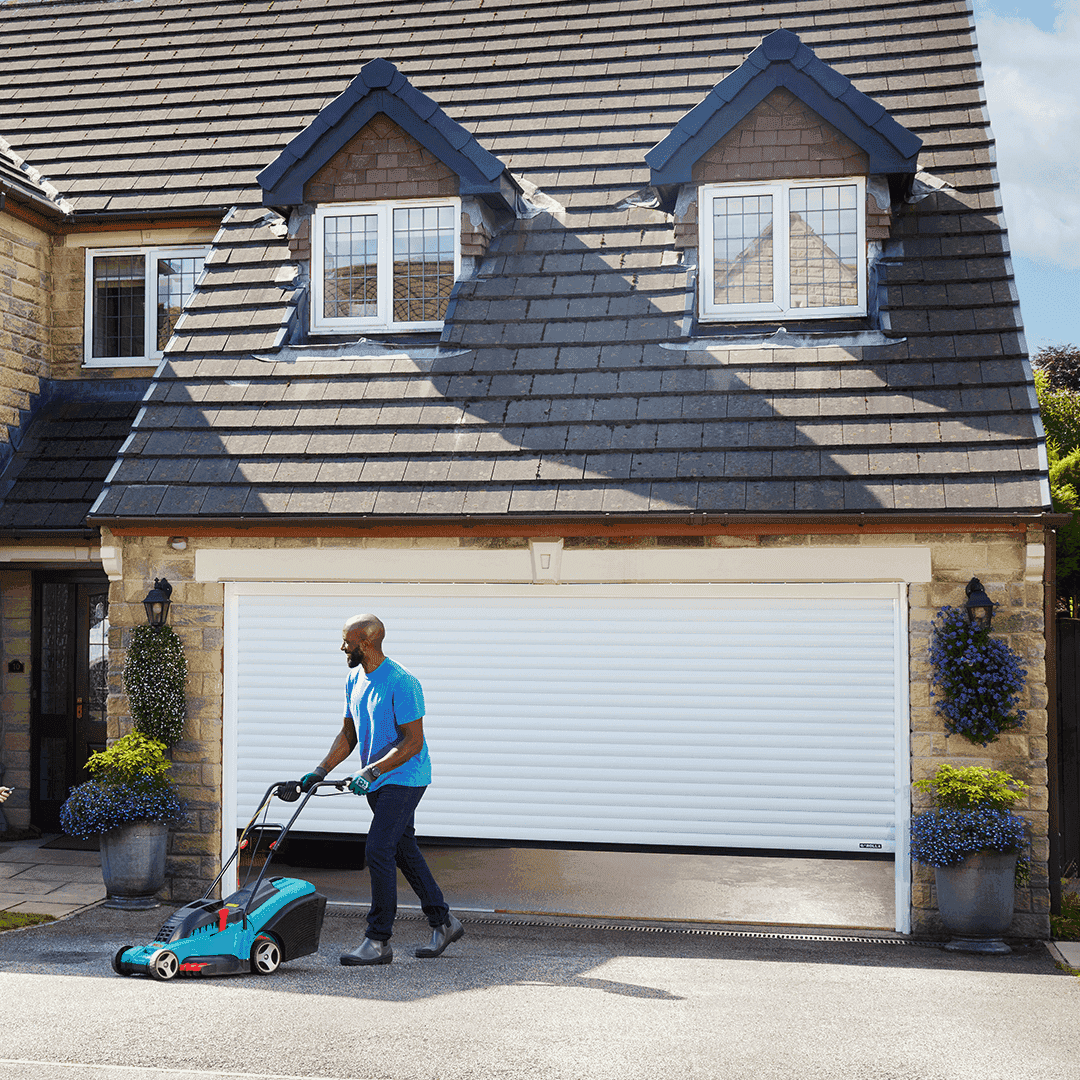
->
xmin=913 ymin=764 xmax=1028 ymax=810
xmin=123 ymin=624 xmax=187 ymax=746
xmin=1051 ymin=888 xmax=1080 ymax=941
xmin=59 ymin=732 xmax=185 ymax=839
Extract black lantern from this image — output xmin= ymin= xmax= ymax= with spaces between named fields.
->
xmin=143 ymin=577 xmax=173 ymax=629
xmin=964 ymin=577 xmax=994 ymax=631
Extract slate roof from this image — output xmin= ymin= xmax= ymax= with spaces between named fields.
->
xmin=0 ymin=399 xmax=143 ymax=536
xmin=258 ymin=56 xmax=520 ymax=212
xmin=0 ymin=138 xmax=71 ymax=216
xmin=0 ymin=0 xmax=1048 ymax=526
xmin=647 ymin=27 xmax=923 ymax=193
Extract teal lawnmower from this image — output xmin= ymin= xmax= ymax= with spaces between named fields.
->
xmin=112 ymin=777 xmax=349 ymax=980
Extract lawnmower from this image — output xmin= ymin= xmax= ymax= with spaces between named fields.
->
xmin=112 ymin=776 xmax=349 ymax=980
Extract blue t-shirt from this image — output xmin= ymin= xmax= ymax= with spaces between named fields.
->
xmin=344 ymin=657 xmax=431 ymax=789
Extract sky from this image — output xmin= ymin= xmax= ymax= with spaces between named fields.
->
xmin=971 ymin=0 xmax=1079 ymax=352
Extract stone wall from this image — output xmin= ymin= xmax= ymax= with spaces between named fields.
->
xmin=0 ymin=569 xmax=32 ymax=831
xmin=107 ymin=527 xmax=1049 ymax=937
xmin=0 ymin=212 xmax=49 ymax=444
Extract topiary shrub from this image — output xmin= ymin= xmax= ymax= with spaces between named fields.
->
xmin=123 ymin=624 xmax=187 ymax=746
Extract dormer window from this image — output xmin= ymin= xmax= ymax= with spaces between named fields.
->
xmin=699 ymin=178 xmax=866 ymax=321
xmin=311 ymin=199 xmax=460 ymax=333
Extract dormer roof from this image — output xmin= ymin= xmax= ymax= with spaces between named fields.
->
xmin=257 ymin=57 xmax=520 ymax=214
xmin=647 ymin=29 xmax=922 ymax=197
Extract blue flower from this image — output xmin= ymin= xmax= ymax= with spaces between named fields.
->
xmin=910 ymin=807 xmax=1028 ymax=867
xmin=928 ymin=607 xmax=1026 ymax=745
xmin=60 ymin=776 xmax=186 ymax=839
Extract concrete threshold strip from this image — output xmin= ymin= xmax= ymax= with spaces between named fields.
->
xmin=0 ymin=1063 xmax=366 ymax=1080
xmin=326 ymin=901 xmax=915 ymax=945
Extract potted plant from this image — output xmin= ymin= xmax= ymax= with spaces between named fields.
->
xmin=60 ymin=732 xmax=185 ymax=909
xmin=910 ymin=763 xmax=1029 ymax=953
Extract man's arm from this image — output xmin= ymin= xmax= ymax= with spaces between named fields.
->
xmin=301 ymin=717 xmax=358 ymax=790
xmin=318 ymin=716 xmax=359 ymax=774
xmin=368 ymin=717 xmax=424 ymax=776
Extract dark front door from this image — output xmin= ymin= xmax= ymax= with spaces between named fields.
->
xmin=30 ymin=571 xmax=110 ymax=831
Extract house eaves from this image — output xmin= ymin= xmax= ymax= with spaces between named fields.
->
xmin=646 ymin=28 xmax=922 ymax=204
xmin=257 ymin=56 xmax=521 ymax=214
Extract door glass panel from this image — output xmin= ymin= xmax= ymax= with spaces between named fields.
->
xmin=88 ymin=591 xmax=109 ymax=726
xmin=39 ymin=737 xmax=69 ymax=802
xmin=39 ymin=582 xmax=71 ymax=715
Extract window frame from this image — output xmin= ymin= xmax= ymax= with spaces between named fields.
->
xmin=310 ymin=198 xmax=462 ymax=334
xmin=698 ymin=177 xmax=867 ymax=322
xmin=83 ymin=245 xmax=209 ymax=368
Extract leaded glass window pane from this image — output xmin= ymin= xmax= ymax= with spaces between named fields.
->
xmin=392 ymin=205 xmax=456 ymax=322
xmin=711 ymin=195 xmax=774 ymax=306
xmin=323 ymin=214 xmax=378 ymax=318
xmin=156 ymin=256 xmax=203 ymax=350
xmin=788 ymin=184 xmax=860 ymax=308
xmin=92 ymin=255 xmax=146 ymax=357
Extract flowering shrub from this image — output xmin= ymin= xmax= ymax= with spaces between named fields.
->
xmin=59 ymin=732 xmax=185 ymax=839
xmin=123 ymin=624 xmax=187 ymax=746
xmin=910 ymin=807 xmax=1028 ymax=868
xmin=910 ymin=763 xmax=1028 ymax=868
xmin=928 ymin=606 xmax=1026 ymax=746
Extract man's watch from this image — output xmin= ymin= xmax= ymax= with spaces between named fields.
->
xmin=368 ymin=765 xmax=381 ymax=778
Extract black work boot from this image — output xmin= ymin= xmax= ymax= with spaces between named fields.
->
xmin=415 ymin=913 xmax=464 ymax=958
xmin=340 ymin=938 xmax=393 ymax=966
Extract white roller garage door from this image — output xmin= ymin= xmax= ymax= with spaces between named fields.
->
xmin=227 ymin=583 xmax=906 ymax=854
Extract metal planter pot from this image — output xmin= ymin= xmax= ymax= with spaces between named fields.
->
xmin=99 ymin=820 xmax=169 ymax=910
xmin=934 ymin=850 xmax=1018 ymax=954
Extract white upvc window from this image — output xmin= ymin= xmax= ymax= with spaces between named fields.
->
xmin=311 ymin=199 xmax=461 ymax=333
xmin=84 ymin=246 xmax=208 ymax=367
xmin=699 ymin=178 xmax=866 ymax=321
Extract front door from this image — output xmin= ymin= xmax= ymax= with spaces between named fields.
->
xmin=30 ymin=571 xmax=110 ymax=831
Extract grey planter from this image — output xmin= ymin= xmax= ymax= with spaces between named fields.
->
xmin=934 ymin=850 xmax=1018 ymax=954
xmin=99 ymin=820 xmax=169 ymax=910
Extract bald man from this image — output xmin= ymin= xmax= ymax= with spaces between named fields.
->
xmin=299 ymin=614 xmax=462 ymax=966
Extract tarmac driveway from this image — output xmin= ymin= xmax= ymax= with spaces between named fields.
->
xmin=0 ymin=906 xmax=1077 ymax=1080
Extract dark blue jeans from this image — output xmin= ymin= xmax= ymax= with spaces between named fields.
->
xmin=364 ymin=784 xmax=449 ymax=941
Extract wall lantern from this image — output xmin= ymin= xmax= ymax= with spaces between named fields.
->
xmin=143 ymin=577 xmax=173 ymax=629
xmin=964 ymin=577 xmax=994 ymax=632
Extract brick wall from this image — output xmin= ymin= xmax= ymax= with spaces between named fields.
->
xmin=290 ymin=115 xmax=491 ymax=265
xmin=0 ymin=570 xmax=33 ymax=831
xmin=109 ymin=528 xmax=1049 ymax=938
xmin=674 ymin=89 xmax=890 ymax=255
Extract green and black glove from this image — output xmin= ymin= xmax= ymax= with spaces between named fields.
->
xmin=299 ymin=767 xmax=327 ymax=793
xmin=348 ymin=766 xmax=380 ymax=795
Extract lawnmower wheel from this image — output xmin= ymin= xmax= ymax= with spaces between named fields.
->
xmin=112 ymin=946 xmax=133 ymax=976
xmin=148 ymin=949 xmax=179 ymax=981
xmin=250 ymin=934 xmax=282 ymax=975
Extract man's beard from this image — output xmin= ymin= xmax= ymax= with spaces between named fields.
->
xmin=346 ymin=647 xmax=362 ymax=668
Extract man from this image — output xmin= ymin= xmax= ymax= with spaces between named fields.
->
xmin=300 ymin=613 xmax=463 ymax=966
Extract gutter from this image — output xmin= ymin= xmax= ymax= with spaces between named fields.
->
xmin=92 ymin=511 xmax=1072 ymax=536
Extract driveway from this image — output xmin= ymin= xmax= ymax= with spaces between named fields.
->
xmin=0 ymin=906 xmax=1076 ymax=1080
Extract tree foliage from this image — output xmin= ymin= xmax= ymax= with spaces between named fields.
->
xmin=1032 ymin=343 xmax=1080 ymax=394
xmin=1033 ymin=347 xmax=1080 ymax=603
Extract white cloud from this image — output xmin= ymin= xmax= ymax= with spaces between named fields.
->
xmin=974 ymin=1 xmax=1080 ymax=268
